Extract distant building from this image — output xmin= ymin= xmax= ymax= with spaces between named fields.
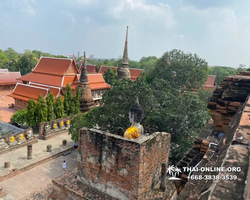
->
xmin=0 ymin=70 xmax=21 ymax=90
xmin=77 ymin=51 xmax=81 ymax=58
xmin=8 ymin=57 xmax=110 ymax=110
xmin=89 ymin=54 xmax=94 ymax=59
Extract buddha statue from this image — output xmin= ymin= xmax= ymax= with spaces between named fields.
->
xmin=124 ymin=97 xmax=144 ymax=139
xmin=16 ymin=133 xmax=25 ymax=144
xmin=26 ymin=128 xmax=34 ymax=140
xmin=0 ymin=139 xmax=8 ymax=149
xmin=8 ymin=136 xmax=17 ymax=146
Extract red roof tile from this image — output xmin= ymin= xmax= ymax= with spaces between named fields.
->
xmin=18 ymin=73 xmax=63 ymax=87
xmin=98 ymin=66 xmax=118 ymax=75
xmin=78 ymin=64 xmax=98 ymax=74
xmin=204 ymin=75 xmax=216 ymax=88
xmin=29 ymin=83 xmax=61 ymax=98
xmin=63 ymin=76 xmax=76 ymax=87
xmin=129 ymin=68 xmax=144 ymax=81
xmin=8 ymin=84 xmax=48 ymax=100
xmin=72 ymin=74 xmax=111 ymax=90
xmin=98 ymin=66 xmax=144 ymax=81
xmin=32 ymin=57 xmax=73 ymax=76
xmin=0 ymin=72 xmax=21 ymax=85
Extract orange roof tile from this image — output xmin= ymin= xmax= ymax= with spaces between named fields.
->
xmin=78 ymin=64 xmax=98 ymax=74
xmin=29 ymin=83 xmax=61 ymax=98
xmin=33 ymin=57 xmax=72 ymax=76
xmin=204 ymin=75 xmax=216 ymax=88
xmin=63 ymin=76 xmax=76 ymax=87
xmin=129 ymin=68 xmax=144 ymax=80
xmin=18 ymin=73 xmax=63 ymax=87
xmin=8 ymin=84 xmax=48 ymax=100
xmin=70 ymin=74 xmax=111 ymax=90
xmin=98 ymin=66 xmax=118 ymax=75
xmin=0 ymin=72 xmax=21 ymax=85
xmin=89 ymin=83 xmax=111 ymax=90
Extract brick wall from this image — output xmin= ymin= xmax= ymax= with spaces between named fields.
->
xmin=39 ymin=115 xmax=77 ymax=140
xmin=77 ymin=128 xmax=171 ymax=200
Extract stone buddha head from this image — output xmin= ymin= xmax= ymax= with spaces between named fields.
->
xmin=129 ymin=97 xmax=143 ymax=125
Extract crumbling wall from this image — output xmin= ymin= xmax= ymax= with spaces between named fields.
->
xmin=77 ymin=128 xmax=171 ymax=200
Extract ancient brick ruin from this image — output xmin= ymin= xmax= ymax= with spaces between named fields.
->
xmin=208 ymin=71 xmax=250 ymax=133
xmin=175 ymin=72 xmax=250 ymax=199
xmin=49 ymin=128 xmax=177 ymax=200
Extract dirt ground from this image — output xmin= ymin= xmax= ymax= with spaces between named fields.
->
xmin=0 ymin=89 xmax=16 ymax=122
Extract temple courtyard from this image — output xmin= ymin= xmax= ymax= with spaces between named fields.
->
xmin=0 ymin=133 xmax=76 ymax=200
xmin=0 ymin=89 xmax=16 ymax=123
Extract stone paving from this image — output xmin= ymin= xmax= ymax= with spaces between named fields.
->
xmin=1 ymin=150 xmax=77 ymax=200
xmin=0 ymin=89 xmax=16 ymax=123
xmin=0 ymin=132 xmax=73 ymax=179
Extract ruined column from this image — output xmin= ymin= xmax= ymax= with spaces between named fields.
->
xmin=160 ymin=163 xmax=167 ymax=191
xmin=47 ymin=144 xmax=52 ymax=152
xmin=27 ymin=144 xmax=32 ymax=159
xmin=62 ymin=140 xmax=67 ymax=146
xmin=4 ymin=162 xmax=10 ymax=168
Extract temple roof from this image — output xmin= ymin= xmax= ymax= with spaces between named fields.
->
xmin=17 ymin=73 xmax=64 ymax=87
xmin=70 ymin=74 xmax=111 ymax=90
xmin=204 ymin=75 xmax=216 ymax=88
xmin=32 ymin=57 xmax=73 ymax=76
xmin=98 ymin=66 xmax=117 ymax=75
xmin=78 ymin=64 xmax=98 ymax=74
xmin=8 ymin=83 xmax=49 ymax=101
xmin=0 ymin=71 xmax=21 ymax=85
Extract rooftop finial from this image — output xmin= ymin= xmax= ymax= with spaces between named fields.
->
xmin=79 ymin=51 xmax=88 ymax=83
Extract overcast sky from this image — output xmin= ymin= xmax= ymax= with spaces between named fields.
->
xmin=0 ymin=0 xmax=250 ymax=67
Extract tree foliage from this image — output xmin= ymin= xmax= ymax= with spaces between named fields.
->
xmin=103 ymin=68 xmax=117 ymax=86
xmin=208 ymin=66 xmax=237 ymax=86
xmin=10 ymin=109 xmax=28 ymax=125
xmin=54 ymin=96 xmax=65 ymax=119
xmin=69 ymin=49 xmax=211 ymax=164
xmin=46 ymin=93 xmax=55 ymax=121
xmin=36 ymin=95 xmax=48 ymax=123
xmin=27 ymin=99 xmax=37 ymax=126
xmin=64 ymin=83 xmax=72 ymax=116
xmin=147 ymin=49 xmax=208 ymax=90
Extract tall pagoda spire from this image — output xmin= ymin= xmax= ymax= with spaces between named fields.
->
xmin=122 ymin=26 xmax=129 ymax=65
xmin=117 ymin=26 xmax=131 ymax=80
xmin=75 ymin=51 xmax=95 ymax=113
xmin=79 ymin=51 xmax=88 ymax=84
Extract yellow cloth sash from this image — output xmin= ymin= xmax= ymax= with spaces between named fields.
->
xmin=124 ymin=126 xmax=140 ymax=139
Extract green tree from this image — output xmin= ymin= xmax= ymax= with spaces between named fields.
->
xmin=15 ymin=51 xmax=38 ymax=75
xmin=54 ymin=96 xmax=64 ymax=119
xmin=68 ymin=113 xmax=92 ymax=142
xmin=36 ymin=95 xmax=47 ymax=123
xmin=4 ymin=48 xmax=18 ymax=61
xmin=64 ymin=83 xmax=72 ymax=116
xmin=10 ymin=109 xmax=28 ymax=125
xmin=27 ymin=99 xmax=37 ymax=126
xmin=46 ymin=93 xmax=55 ymax=121
xmin=147 ymin=49 xmax=208 ymax=90
xmin=103 ymin=68 xmax=117 ymax=86
xmin=0 ymin=49 xmax=8 ymax=68
xmin=208 ymin=66 xmax=237 ymax=85
xmin=139 ymin=56 xmax=158 ymax=73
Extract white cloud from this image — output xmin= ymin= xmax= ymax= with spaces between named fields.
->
xmin=108 ymin=0 xmax=175 ymax=28
xmin=179 ymin=6 xmax=250 ymax=66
